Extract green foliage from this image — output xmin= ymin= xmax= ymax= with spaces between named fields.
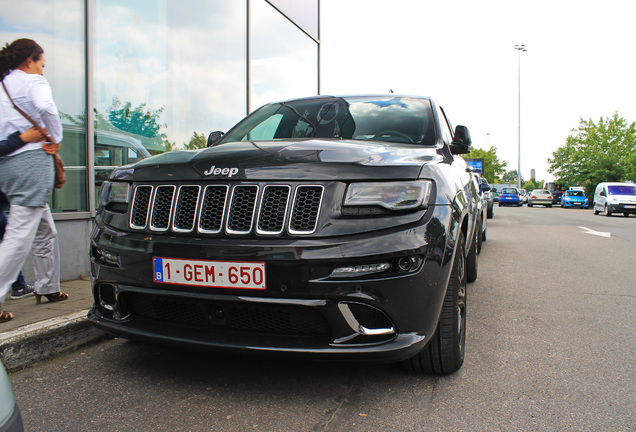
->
xmin=184 ymin=131 xmax=208 ymax=150
xmin=548 ymin=113 xmax=636 ymax=197
xmin=522 ymin=180 xmax=537 ymax=191
xmin=462 ymin=146 xmax=508 ymax=183
xmin=503 ymin=169 xmax=524 ymax=185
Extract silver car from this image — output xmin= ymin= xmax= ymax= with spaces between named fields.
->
xmin=527 ymin=189 xmax=553 ymax=207
xmin=0 ymin=360 xmax=23 ymax=431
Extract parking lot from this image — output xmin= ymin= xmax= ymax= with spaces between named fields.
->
xmin=9 ymin=206 xmax=636 ymax=432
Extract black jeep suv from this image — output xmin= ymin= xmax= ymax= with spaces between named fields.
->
xmin=89 ymin=95 xmax=480 ymax=374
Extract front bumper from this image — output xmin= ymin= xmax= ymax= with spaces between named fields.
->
xmin=563 ymin=200 xmax=589 ymax=208
xmin=608 ymin=203 xmax=636 ymax=214
xmin=88 ymin=206 xmax=455 ymax=363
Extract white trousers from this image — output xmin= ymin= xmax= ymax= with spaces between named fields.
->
xmin=0 ymin=205 xmax=60 ymax=308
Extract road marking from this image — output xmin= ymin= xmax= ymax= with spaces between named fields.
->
xmin=579 ymin=226 xmax=611 ymax=238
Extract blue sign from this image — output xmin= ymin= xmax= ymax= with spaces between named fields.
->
xmin=466 ymin=158 xmax=484 ymax=174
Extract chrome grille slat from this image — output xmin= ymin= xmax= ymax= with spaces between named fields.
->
xmin=199 ymin=185 xmax=229 ymax=234
xmin=150 ymin=186 xmax=176 ymax=231
xmin=289 ymin=185 xmax=324 ymax=234
xmin=257 ymin=185 xmax=291 ymax=235
xmin=227 ymin=185 xmax=259 ymax=234
xmin=172 ymin=185 xmax=201 ymax=232
xmin=129 ymin=183 xmax=322 ymax=236
xmin=130 ymin=185 xmax=153 ymax=229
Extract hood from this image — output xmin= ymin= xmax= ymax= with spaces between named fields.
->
xmin=117 ymin=139 xmax=446 ymax=182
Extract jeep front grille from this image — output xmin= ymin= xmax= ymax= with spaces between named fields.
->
xmin=129 ymin=183 xmax=324 ymax=236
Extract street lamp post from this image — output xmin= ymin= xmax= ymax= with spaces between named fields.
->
xmin=515 ymin=44 xmax=527 ymax=189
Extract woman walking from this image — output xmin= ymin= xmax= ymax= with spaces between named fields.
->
xmin=0 ymin=38 xmax=69 ymax=322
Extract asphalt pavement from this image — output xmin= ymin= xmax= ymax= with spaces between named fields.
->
xmin=0 ymin=278 xmax=109 ymax=372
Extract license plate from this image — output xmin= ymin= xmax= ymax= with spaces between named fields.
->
xmin=573 ymin=202 xmax=581 ymax=205
xmin=626 ymin=205 xmax=636 ymax=209
xmin=153 ymin=257 xmax=266 ymax=290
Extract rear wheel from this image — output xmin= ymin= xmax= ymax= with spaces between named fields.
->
xmin=403 ymin=231 xmax=467 ymax=374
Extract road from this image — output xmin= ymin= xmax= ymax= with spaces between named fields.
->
xmin=9 ymin=206 xmax=636 ymax=432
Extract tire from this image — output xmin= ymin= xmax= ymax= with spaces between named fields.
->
xmin=482 ymin=224 xmax=487 ymax=242
xmin=403 ymin=231 xmax=467 ymax=374
xmin=477 ymin=218 xmax=484 ymax=254
xmin=487 ymin=207 xmax=493 ymax=219
xmin=624 ymin=213 xmax=629 ymax=217
xmin=548 ymin=205 xmax=552 ymax=208
xmin=466 ymin=227 xmax=478 ymax=283
xmin=593 ymin=203 xmax=599 ymax=215
xmin=528 ymin=202 xmax=533 ymax=208
xmin=605 ymin=205 xmax=611 ymax=217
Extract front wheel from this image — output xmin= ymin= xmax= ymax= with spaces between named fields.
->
xmin=403 ymin=231 xmax=467 ymax=374
xmin=605 ymin=205 xmax=612 ymax=217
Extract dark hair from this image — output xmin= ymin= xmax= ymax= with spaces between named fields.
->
xmin=0 ymin=38 xmax=44 ymax=79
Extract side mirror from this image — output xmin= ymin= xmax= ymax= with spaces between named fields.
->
xmin=600 ymin=190 xmax=606 ymax=197
xmin=480 ymin=183 xmax=491 ymax=192
xmin=450 ymin=125 xmax=472 ymax=154
xmin=207 ymin=131 xmax=225 ymax=147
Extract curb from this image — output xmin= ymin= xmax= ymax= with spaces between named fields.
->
xmin=0 ymin=310 xmax=111 ymax=373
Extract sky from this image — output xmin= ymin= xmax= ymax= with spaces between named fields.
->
xmin=319 ymin=0 xmax=636 ymax=182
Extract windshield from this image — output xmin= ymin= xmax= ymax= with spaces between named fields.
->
xmin=607 ymin=185 xmax=636 ymax=195
xmin=567 ymin=191 xmax=584 ymax=196
xmin=220 ymin=96 xmax=435 ymax=145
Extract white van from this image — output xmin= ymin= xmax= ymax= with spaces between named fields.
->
xmin=593 ymin=182 xmax=636 ymax=216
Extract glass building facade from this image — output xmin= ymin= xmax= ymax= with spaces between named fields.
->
xmin=0 ymin=0 xmax=319 ymax=280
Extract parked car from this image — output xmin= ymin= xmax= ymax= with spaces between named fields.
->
xmin=518 ymin=188 xmax=527 ymax=205
xmin=90 ymin=95 xmax=481 ymax=374
xmin=498 ymin=187 xmax=522 ymax=206
xmin=0 ymin=360 xmax=24 ymax=432
xmin=527 ymin=189 xmax=553 ymax=207
xmin=471 ymin=173 xmax=488 ymax=254
xmin=478 ymin=176 xmax=494 ymax=218
xmin=561 ymin=189 xmax=589 ymax=209
xmin=492 ymin=190 xmax=500 ymax=202
xmin=593 ymin=182 xmax=636 ymax=216
xmin=551 ymin=189 xmax=564 ymax=206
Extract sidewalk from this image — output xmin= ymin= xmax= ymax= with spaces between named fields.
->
xmin=0 ymin=278 xmax=110 ymax=372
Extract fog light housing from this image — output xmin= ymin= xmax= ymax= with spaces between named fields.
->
xmin=96 ymin=248 xmax=120 ymax=266
xmin=330 ymin=263 xmax=391 ymax=278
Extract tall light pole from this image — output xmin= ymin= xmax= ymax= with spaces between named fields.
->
xmin=514 ymin=44 xmax=527 ymax=189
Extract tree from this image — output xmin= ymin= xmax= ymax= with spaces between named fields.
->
xmin=522 ymin=180 xmax=537 ymax=191
xmin=184 ymin=132 xmax=208 ymax=150
xmin=462 ymin=146 xmax=508 ymax=183
xmin=548 ymin=113 xmax=636 ymax=197
xmin=503 ymin=170 xmax=524 ymax=185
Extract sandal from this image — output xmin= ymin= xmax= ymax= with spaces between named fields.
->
xmin=0 ymin=310 xmax=13 ymax=323
xmin=35 ymin=292 xmax=70 ymax=304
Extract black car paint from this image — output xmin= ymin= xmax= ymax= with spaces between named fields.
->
xmin=88 ymin=95 xmax=478 ymax=365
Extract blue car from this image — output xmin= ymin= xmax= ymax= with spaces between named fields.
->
xmin=498 ymin=187 xmax=522 ymax=206
xmin=561 ymin=189 xmax=589 ymax=208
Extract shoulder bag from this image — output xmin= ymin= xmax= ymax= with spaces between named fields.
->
xmin=1 ymin=81 xmax=66 ymax=188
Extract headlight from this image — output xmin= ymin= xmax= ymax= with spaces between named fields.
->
xmin=344 ymin=180 xmax=432 ymax=210
xmin=99 ymin=181 xmax=130 ymax=207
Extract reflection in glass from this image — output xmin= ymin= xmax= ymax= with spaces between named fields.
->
xmin=94 ymin=0 xmax=247 ymax=153
xmin=251 ymin=0 xmax=319 ymax=110
xmin=0 ymin=0 xmax=87 ymax=213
